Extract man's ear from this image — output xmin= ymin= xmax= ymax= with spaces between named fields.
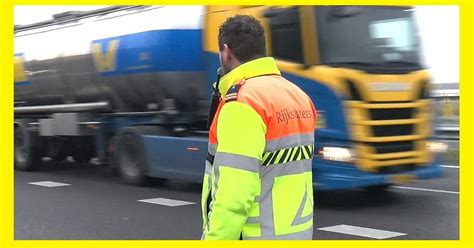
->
xmin=223 ymin=44 xmax=232 ymax=61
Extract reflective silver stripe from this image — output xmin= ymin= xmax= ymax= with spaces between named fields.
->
xmin=246 ymin=216 xmax=260 ymax=224
xmin=213 ymin=152 xmax=261 ymax=173
xmin=225 ymin=93 xmax=238 ymax=100
xmin=257 ymin=168 xmax=276 ymax=238
xmin=208 ymin=143 xmax=217 ymax=156
xmin=265 ymin=132 xmax=315 ymax=152
xmin=291 ymin=184 xmax=313 ymax=226
xmin=202 ymin=160 xmax=213 ymax=239
xmin=244 ymin=226 xmax=313 ymax=240
xmin=205 ymin=160 xmax=212 ymax=176
xmin=206 ymin=161 xmax=221 ymax=234
xmin=204 ymin=144 xmax=216 ymax=238
xmin=248 ymin=159 xmax=313 ymax=239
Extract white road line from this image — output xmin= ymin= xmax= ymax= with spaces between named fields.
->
xmin=138 ymin=198 xmax=196 ymax=207
xmin=392 ymin=186 xmax=459 ymax=195
xmin=28 ymin=181 xmax=71 ymax=187
xmin=318 ymin=224 xmax=406 ymax=239
xmin=441 ymin=165 xmax=459 ymax=169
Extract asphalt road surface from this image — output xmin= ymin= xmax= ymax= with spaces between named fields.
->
xmin=15 ymin=151 xmax=459 ymax=240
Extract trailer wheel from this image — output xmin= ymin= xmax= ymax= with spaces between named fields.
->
xmin=14 ymin=124 xmax=42 ymax=171
xmin=49 ymin=141 xmax=68 ymax=162
xmin=113 ymin=126 xmax=168 ymax=186
xmin=72 ymin=140 xmax=95 ymax=163
xmin=72 ymin=151 xmax=93 ymax=164
xmin=53 ymin=152 xmax=68 ymax=162
xmin=72 ymin=145 xmax=94 ymax=164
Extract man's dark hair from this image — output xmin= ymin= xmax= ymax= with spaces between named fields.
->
xmin=218 ymin=15 xmax=266 ymax=63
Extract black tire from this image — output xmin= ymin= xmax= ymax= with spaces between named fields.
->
xmin=72 ymin=140 xmax=95 ymax=163
xmin=72 ymin=151 xmax=93 ymax=164
xmin=51 ymin=152 xmax=68 ymax=163
xmin=14 ymin=124 xmax=42 ymax=171
xmin=112 ymin=126 xmax=168 ymax=186
xmin=52 ymin=152 xmax=68 ymax=162
xmin=363 ymin=184 xmax=392 ymax=192
xmin=50 ymin=142 xmax=68 ymax=162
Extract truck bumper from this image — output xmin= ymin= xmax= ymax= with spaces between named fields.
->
xmin=312 ymin=157 xmax=444 ymax=190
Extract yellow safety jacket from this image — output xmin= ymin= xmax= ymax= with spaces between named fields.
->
xmin=201 ymin=57 xmax=317 ymax=240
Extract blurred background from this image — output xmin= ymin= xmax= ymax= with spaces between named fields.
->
xmin=13 ymin=5 xmax=460 ymax=240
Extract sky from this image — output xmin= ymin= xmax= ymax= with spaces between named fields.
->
xmin=415 ymin=6 xmax=459 ymax=84
xmin=14 ymin=5 xmax=459 ymax=84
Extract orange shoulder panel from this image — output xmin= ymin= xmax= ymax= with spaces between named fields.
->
xmin=236 ymin=75 xmax=317 ymax=140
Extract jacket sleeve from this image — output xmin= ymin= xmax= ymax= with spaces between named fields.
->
xmin=203 ymin=101 xmax=267 ymax=240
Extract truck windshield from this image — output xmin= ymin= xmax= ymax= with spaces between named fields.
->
xmin=315 ymin=6 xmax=423 ymax=72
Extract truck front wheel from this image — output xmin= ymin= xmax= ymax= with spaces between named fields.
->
xmin=112 ymin=126 xmax=168 ymax=186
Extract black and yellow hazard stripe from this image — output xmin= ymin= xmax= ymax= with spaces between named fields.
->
xmin=262 ymin=145 xmax=314 ymax=166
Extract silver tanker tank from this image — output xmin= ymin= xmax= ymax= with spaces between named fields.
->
xmin=14 ymin=6 xmax=209 ymax=119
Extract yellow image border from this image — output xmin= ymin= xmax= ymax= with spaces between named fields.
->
xmin=1 ymin=0 xmax=471 ymax=247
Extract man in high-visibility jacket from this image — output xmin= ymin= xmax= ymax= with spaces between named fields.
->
xmin=201 ymin=15 xmax=317 ymax=240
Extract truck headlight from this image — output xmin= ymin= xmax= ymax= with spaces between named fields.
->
xmin=427 ymin=141 xmax=448 ymax=153
xmin=318 ymin=147 xmax=355 ymax=163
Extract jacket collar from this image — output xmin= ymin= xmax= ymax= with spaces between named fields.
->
xmin=218 ymin=57 xmax=281 ymax=97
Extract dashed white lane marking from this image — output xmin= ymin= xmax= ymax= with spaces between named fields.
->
xmin=392 ymin=186 xmax=459 ymax=195
xmin=138 ymin=198 xmax=196 ymax=207
xmin=441 ymin=165 xmax=459 ymax=169
xmin=28 ymin=181 xmax=71 ymax=187
xmin=318 ymin=224 xmax=406 ymax=239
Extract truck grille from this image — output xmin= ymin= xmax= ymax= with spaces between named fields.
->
xmin=370 ymin=141 xmax=414 ymax=154
xmin=372 ymin=124 xmax=413 ymax=137
xmin=369 ymin=108 xmax=413 ymax=120
xmin=346 ymin=100 xmax=432 ymax=173
xmin=377 ymin=164 xmax=416 ymax=174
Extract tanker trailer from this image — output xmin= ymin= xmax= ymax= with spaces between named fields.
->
xmin=14 ymin=6 xmax=212 ymax=185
